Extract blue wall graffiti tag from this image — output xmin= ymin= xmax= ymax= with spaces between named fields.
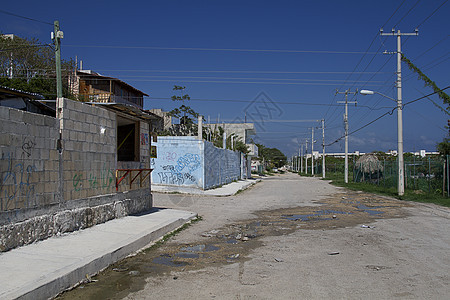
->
xmin=1 ymin=153 xmax=36 ymax=210
xmin=175 ymin=153 xmax=200 ymax=173
xmin=157 ymin=164 xmax=197 ymax=185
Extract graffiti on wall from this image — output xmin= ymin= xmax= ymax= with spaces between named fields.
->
xmin=157 ymin=153 xmax=201 ymax=186
xmin=164 ymin=152 xmax=177 ymax=162
xmin=175 ymin=153 xmax=200 ymax=173
xmin=141 ymin=133 xmax=149 ymax=145
xmin=0 ymin=137 xmax=38 ymax=210
xmin=72 ymin=164 xmax=114 ymax=192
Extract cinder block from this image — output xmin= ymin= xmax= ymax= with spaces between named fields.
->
xmin=0 ymin=134 xmax=11 ymax=146
xmin=44 ymin=116 xmax=57 ymax=127
xmin=90 ymin=124 xmax=97 ymax=134
xmin=76 ymin=132 xmax=84 ymax=142
xmin=65 ymin=140 xmax=74 ymax=151
xmin=70 ymin=130 xmax=77 ymax=141
xmin=86 ymin=114 xmax=94 ymax=124
xmin=23 ymin=111 xmax=44 ymax=126
xmin=74 ymin=121 xmax=82 ymax=131
xmin=9 ymin=108 xmax=24 ymax=123
xmin=74 ymin=142 xmax=83 ymax=152
xmin=70 ymin=109 xmax=79 ymax=120
xmin=49 ymin=149 xmax=58 ymax=161
xmin=63 ymin=171 xmax=73 ymax=181
xmin=50 ymin=171 xmax=58 ymax=182
xmin=0 ymin=106 xmax=10 ymax=120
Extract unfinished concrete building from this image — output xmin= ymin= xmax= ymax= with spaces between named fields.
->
xmin=0 ymin=84 xmax=159 ymax=252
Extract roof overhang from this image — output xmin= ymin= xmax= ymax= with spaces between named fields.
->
xmin=87 ymin=102 xmax=161 ymax=122
xmin=77 ymin=70 xmax=149 ymax=97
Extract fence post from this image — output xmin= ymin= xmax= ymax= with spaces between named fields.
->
xmin=413 ymin=154 xmax=416 ymax=190
xmin=443 ymin=160 xmax=446 ymax=197
xmin=405 ymin=163 xmax=408 ymax=189
xmin=428 ymin=157 xmax=431 ymax=193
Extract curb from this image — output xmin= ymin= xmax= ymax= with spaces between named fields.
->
xmin=1 ymin=209 xmax=197 ymax=300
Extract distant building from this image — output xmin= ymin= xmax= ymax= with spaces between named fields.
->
xmin=70 ymin=69 xmax=148 ymax=109
xmin=148 ymin=108 xmax=173 ymax=132
xmin=203 ymin=122 xmax=258 ymax=156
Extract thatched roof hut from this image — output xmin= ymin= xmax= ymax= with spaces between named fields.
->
xmin=356 ymin=154 xmax=383 ymax=173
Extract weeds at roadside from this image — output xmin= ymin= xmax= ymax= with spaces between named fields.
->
xmin=317 ymin=172 xmax=450 ymax=208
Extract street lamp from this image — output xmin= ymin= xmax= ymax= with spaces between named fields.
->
xmin=360 ymin=89 xmax=404 ymax=196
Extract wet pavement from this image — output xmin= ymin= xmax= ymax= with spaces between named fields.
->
xmin=57 ymin=190 xmax=411 ymax=299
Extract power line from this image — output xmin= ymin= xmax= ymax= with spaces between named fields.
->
xmin=64 ymin=44 xmax=381 ymax=55
xmin=0 ymin=44 xmax=52 ymax=52
xmin=148 ymin=97 xmax=392 ymax=110
xmin=324 ymin=0 xmax=408 ymax=127
xmin=416 ymin=0 xmax=449 ymax=28
xmin=393 ymin=0 xmax=421 ymax=28
xmin=325 ymin=87 xmax=450 ymax=147
xmin=93 ymin=69 xmax=389 ymax=75
xmin=60 ymin=74 xmax=388 ymax=83
xmin=413 ymin=35 xmax=449 ymax=61
xmin=323 ymin=0 xmax=406 ymax=121
xmin=0 ymin=9 xmax=53 ymax=25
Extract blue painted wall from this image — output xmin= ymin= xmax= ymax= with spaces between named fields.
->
xmin=151 ymin=136 xmax=204 ymax=188
xmin=203 ymin=141 xmax=241 ymax=189
xmin=151 ymin=137 xmax=242 ymax=189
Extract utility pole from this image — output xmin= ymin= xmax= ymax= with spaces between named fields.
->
xmin=305 ymin=139 xmax=308 ymax=174
xmin=311 ymin=127 xmax=315 ymax=176
xmin=197 ymin=115 xmax=203 ymax=140
xmin=300 ymin=144 xmax=303 ymax=173
xmin=336 ymin=89 xmax=358 ymax=184
xmin=52 ymin=21 xmax=64 ymax=101
xmin=322 ymin=119 xmax=326 ymax=178
xmin=380 ymin=28 xmax=418 ymax=196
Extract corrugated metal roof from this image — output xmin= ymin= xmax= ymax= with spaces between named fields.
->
xmin=87 ymin=102 xmax=161 ymax=121
xmin=0 ymin=85 xmax=45 ymax=100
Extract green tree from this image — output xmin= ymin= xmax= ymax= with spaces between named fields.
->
xmin=169 ymin=85 xmax=199 ymax=124
xmin=256 ymin=143 xmax=287 ymax=168
xmin=0 ymin=34 xmax=75 ymax=98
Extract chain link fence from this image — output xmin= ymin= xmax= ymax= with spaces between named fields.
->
xmin=316 ymin=156 xmax=448 ymax=196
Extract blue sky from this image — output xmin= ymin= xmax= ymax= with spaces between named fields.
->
xmin=1 ymin=0 xmax=449 ymax=157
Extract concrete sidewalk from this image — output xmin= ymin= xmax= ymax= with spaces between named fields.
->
xmin=0 ymin=208 xmax=197 ymax=300
xmin=152 ymin=178 xmax=261 ymax=196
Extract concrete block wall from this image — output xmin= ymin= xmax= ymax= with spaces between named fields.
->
xmin=0 ymin=99 xmax=153 ymax=252
xmin=0 ymin=106 xmax=60 ymax=212
xmin=151 ymin=137 xmax=242 ymax=190
xmin=151 ymin=136 xmax=204 ymax=188
xmin=60 ymin=99 xmax=117 ymax=201
xmin=204 ymin=141 xmax=241 ymax=189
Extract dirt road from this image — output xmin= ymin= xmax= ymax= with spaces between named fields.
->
xmin=61 ymin=173 xmax=450 ymax=299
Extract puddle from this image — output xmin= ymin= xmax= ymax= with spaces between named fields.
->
xmin=226 ymin=239 xmax=239 ymax=244
xmin=174 ymin=252 xmax=200 ymax=259
xmin=283 ymin=214 xmax=316 ymax=221
xmin=314 ymin=209 xmax=352 ymax=215
xmin=283 ymin=209 xmax=351 ymax=221
xmin=180 ymin=244 xmax=220 ymax=252
xmin=356 ymin=205 xmax=385 ymax=216
xmin=152 ymin=255 xmax=189 ymax=267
